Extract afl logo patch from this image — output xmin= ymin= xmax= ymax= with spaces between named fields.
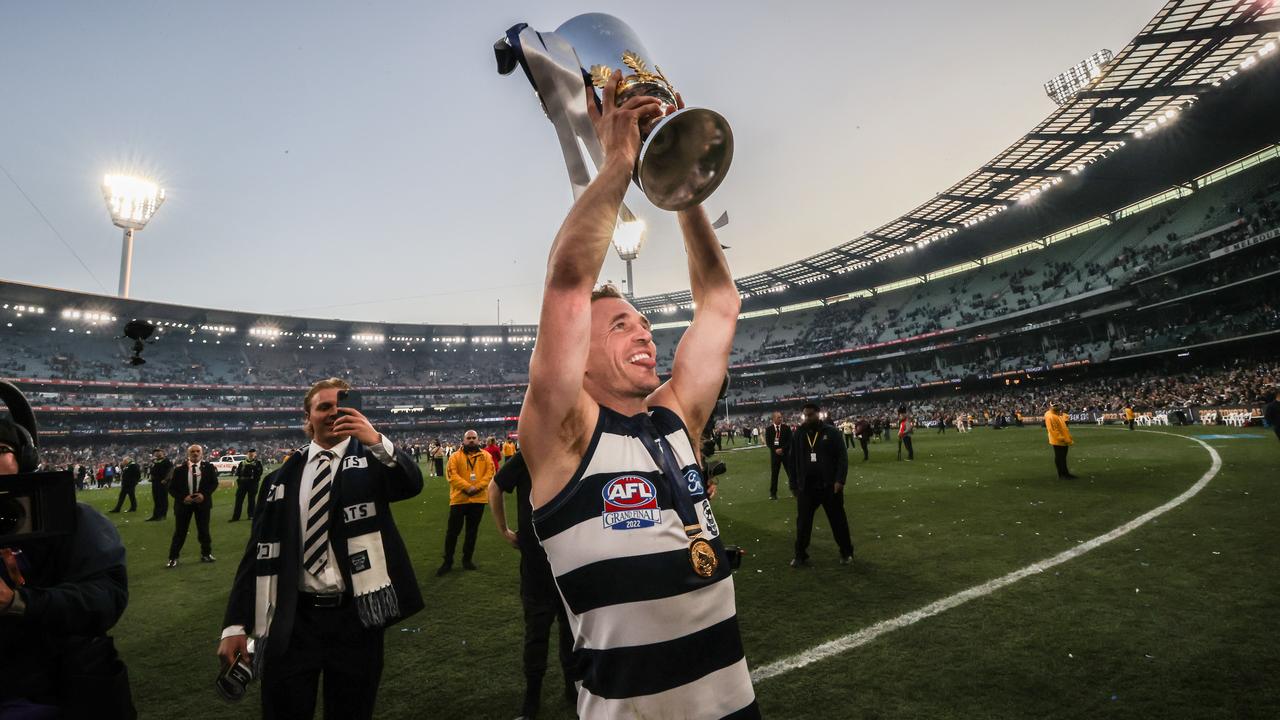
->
xmin=602 ymin=475 xmax=661 ymax=530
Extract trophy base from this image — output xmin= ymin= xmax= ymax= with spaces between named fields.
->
xmin=636 ymin=107 xmax=733 ymax=211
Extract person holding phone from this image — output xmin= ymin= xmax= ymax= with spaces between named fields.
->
xmin=217 ymin=378 xmax=424 ymax=720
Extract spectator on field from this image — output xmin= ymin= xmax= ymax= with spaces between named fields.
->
xmin=437 ymin=429 xmax=494 ymax=576
xmin=1045 ymin=401 xmax=1078 ymax=480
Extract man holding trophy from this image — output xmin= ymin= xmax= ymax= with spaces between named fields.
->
xmin=507 ymin=14 xmax=758 ymax=718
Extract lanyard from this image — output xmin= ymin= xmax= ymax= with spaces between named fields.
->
xmin=465 ymin=452 xmax=480 ymax=472
xmin=634 ymin=415 xmax=702 ymax=539
xmin=806 ymin=431 xmax=820 ymax=450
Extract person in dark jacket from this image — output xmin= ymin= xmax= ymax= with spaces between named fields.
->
xmin=854 ymin=418 xmax=873 ymax=461
xmin=488 ymin=453 xmax=576 ymax=719
xmin=0 ymin=414 xmax=135 ymax=718
xmin=167 ymin=445 xmax=220 ymax=567
xmin=764 ymin=411 xmax=793 ymax=500
xmin=218 ymin=379 xmax=424 ymax=720
xmin=229 ymin=448 xmax=264 ymax=522
xmin=144 ymin=448 xmax=173 ymax=521
xmin=109 ymin=456 xmax=142 ymax=513
xmin=1263 ymin=390 xmax=1280 ymax=442
xmin=787 ymin=402 xmax=854 ymax=567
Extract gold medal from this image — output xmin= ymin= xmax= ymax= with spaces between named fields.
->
xmin=688 ymin=537 xmax=719 ymax=578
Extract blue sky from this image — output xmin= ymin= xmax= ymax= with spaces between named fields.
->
xmin=0 ymin=1 xmax=1157 ymax=324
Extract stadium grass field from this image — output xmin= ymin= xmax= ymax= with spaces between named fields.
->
xmin=78 ymin=424 xmax=1279 ymax=719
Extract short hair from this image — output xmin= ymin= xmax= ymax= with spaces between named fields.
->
xmin=304 ymin=377 xmax=351 ymax=414
xmin=590 ymin=284 xmax=625 ymax=302
xmin=801 ymin=402 xmax=820 ymax=413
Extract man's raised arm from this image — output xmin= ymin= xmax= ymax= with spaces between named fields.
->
xmin=653 ymin=202 xmax=740 ymax=437
xmin=520 ymin=75 xmax=663 ymax=470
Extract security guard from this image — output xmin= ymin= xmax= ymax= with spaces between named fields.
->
xmin=787 ymin=402 xmax=853 ymax=567
xmin=229 ymin=448 xmax=264 ymax=521
xmin=1045 ymin=402 xmax=1077 ymax=479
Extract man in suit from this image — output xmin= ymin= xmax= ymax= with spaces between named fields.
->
xmin=230 ymin=448 xmax=264 ymax=521
xmin=109 ymin=455 xmax=141 ymax=513
xmin=167 ymin=444 xmax=219 ymax=567
xmin=787 ymin=402 xmax=853 ymax=568
xmin=145 ymin=447 xmax=173 ymax=521
xmin=764 ymin=411 xmax=793 ymax=500
xmin=218 ymin=378 xmax=424 ymax=720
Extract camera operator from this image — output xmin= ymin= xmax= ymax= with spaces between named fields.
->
xmin=0 ymin=383 xmax=135 ymax=718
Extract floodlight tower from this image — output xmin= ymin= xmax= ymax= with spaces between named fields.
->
xmin=102 ymin=174 xmax=166 ymax=298
xmin=612 ymin=219 xmax=646 ymax=298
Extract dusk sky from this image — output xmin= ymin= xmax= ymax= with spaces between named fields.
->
xmin=1 ymin=1 xmax=1158 ymax=325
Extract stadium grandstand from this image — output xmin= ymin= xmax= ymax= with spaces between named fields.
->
xmin=3 ymin=2 xmax=1280 ymax=719
xmin=4 ymin=7 xmax=1279 ymax=468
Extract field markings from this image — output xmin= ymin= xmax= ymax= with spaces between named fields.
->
xmin=750 ymin=429 xmax=1222 ymax=683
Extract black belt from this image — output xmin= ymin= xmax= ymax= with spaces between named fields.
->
xmin=299 ymin=592 xmax=347 ymax=609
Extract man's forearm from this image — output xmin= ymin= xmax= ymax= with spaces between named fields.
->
xmin=545 ymin=159 xmax=632 ymax=291
xmin=679 ymin=206 xmax=737 ymax=314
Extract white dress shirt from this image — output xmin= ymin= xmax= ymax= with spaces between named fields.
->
xmin=220 ymin=433 xmax=397 ymax=640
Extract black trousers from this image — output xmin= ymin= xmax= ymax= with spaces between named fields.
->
xmin=432 ymin=458 xmax=445 ymax=477
xmin=443 ymin=503 xmax=484 ymax=564
xmin=794 ymin=485 xmax=854 ymax=561
xmin=169 ymin=502 xmax=212 ymax=559
xmin=1127 ymin=420 xmax=1136 ymax=431
xmin=858 ymin=437 xmax=869 ymax=460
xmin=844 ymin=433 xmax=853 ymax=448
xmin=520 ymin=558 xmax=575 ymax=715
xmin=149 ymin=481 xmax=168 ymax=519
xmin=768 ymin=450 xmax=790 ymax=498
xmin=111 ymin=483 xmax=137 ymax=512
xmin=901 ymin=435 xmax=914 ymax=459
xmin=261 ymin=600 xmax=385 ymax=720
xmin=231 ymin=481 xmax=259 ymax=520
xmin=1053 ymin=445 xmax=1070 ymax=477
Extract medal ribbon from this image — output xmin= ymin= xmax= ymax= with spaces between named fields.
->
xmin=635 ymin=415 xmax=703 ymax=539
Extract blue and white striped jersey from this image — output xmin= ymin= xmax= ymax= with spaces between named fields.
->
xmin=533 ymin=405 xmax=759 ymax=719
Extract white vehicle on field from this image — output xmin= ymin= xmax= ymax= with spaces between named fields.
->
xmin=212 ymin=454 xmax=247 ymax=476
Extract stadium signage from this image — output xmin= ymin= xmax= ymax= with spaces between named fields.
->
xmin=1209 ymin=226 xmax=1279 ymax=259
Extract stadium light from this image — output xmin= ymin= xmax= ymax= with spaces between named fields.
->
xmin=612 ymin=219 xmax=646 ymax=297
xmin=102 ymin=174 xmax=166 ymax=298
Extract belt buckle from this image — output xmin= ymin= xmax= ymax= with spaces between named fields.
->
xmin=311 ymin=593 xmax=343 ymax=608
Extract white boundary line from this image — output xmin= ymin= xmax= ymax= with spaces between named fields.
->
xmin=750 ymin=429 xmax=1223 ymax=683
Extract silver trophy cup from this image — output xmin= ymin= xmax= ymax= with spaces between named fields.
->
xmin=496 ymin=13 xmax=733 ymax=211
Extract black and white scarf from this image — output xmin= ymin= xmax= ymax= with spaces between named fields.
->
xmin=250 ymin=443 xmax=401 ymax=669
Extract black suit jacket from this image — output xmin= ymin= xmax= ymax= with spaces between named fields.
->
xmin=168 ymin=461 xmax=219 ymax=504
xmin=223 ymin=438 xmax=425 ymax=660
xmin=786 ymin=422 xmax=848 ymax=492
xmin=764 ymin=423 xmax=793 ymax=454
xmin=121 ymin=462 xmax=141 ymax=487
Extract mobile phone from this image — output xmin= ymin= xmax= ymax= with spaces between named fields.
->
xmin=337 ymin=389 xmax=363 ymax=413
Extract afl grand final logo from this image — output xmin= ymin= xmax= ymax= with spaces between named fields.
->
xmin=602 ymin=475 xmax=661 ymax=531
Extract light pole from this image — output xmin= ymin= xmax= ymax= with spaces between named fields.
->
xmin=102 ymin=174 xmax=165 ymax=298
xmin=612 ymin=218 xmax=646 ymax=298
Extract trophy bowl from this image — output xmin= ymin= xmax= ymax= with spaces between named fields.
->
xmin=497 ymin=13 xmax=734 ymax=211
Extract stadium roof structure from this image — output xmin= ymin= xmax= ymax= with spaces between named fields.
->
xmin=634 ymin=0 xmax=1280 ymax=318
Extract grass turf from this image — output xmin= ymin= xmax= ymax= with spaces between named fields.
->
xmin=75 ymin=424 xmax=1278 ymax=719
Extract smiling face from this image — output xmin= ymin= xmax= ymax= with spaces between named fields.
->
xmin=305 ymin=388 xmax=343 ymax=447
xmin=585 ymin=296 xmax=660 ymax=404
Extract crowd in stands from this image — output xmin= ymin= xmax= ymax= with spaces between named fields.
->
xmin=725 ymin=359 xmax=1278 ymax=434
